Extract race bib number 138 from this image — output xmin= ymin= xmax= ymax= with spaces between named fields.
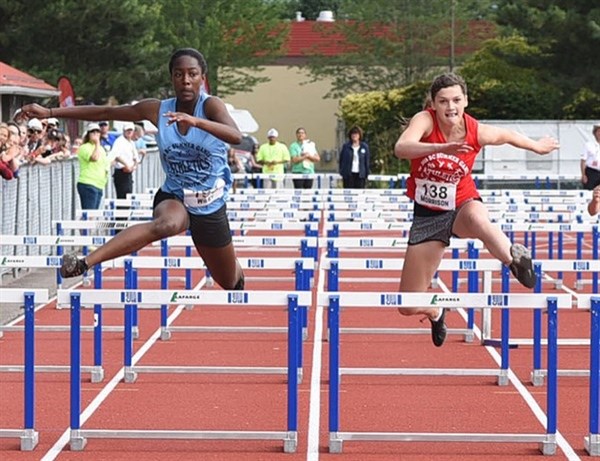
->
xmin=415 ymin=178 xmax=456 ymax=210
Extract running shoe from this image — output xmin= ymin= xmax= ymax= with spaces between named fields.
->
xmin=509 ymin=243 xmax=536 ymax=289
xmin=429 ymin=308 xmax=447 ymax=347
xmin=60 ymin=253 xmax=88 ymax=278
xmin=233 ymin=272 xmax=245 ymax=290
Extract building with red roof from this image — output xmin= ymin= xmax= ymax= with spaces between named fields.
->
xmin=226 ymin=13 xmax=497 ymax=168
xmin=0 ymin=61 xmax=59 ymax=121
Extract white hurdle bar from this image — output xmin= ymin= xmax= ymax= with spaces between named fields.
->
xmin=112 ymin=256 xmax=314 ymax=341
xmin=579 ymin=295 xmax=600 ymax=456
xmin=322 ymin=257 xmax=504 ymax=344
xmin=320 ymin=292 xmax=571 ymax=455
xmin=59 ymin=289 xmax=311 ymax=453
xmin=0 ymin=289 xmax=48 ymax=451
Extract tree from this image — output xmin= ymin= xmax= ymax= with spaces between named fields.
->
xmin=494 ymin=0 xmax=600 ymax=96
xmin=459 ymin=36 xmax=564 ymax=119
xmin=154 ymin=0 xmax=289 ymax=97
xmin=299 ymin=0 xmax=498 ymax=98
xmin=0 ymin=0 xmax=289 ymax=103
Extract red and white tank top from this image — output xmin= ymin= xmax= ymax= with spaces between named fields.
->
xmin=406 ymin=109 xmax=481 ymax=211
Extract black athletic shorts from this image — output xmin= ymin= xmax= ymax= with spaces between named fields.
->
xmin=153 ymin=189 xmax=233 ymax=248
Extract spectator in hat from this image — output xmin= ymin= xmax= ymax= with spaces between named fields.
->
xmin=256 ymin=128 xmax=290 ymax=188
xmin=110 ymin=121 xmax=139 ymax=200
xmin=24 ymin=118 xmax=45 ymax=161
xmin=75 ymin=123 xmax=110 ymax=210
xmin=99 ymin=121 xmax=116 ymax=151
xmin=581 ymin=123 xmax=600 ymax=190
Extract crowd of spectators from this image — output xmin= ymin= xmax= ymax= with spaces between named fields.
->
xmin=0 ymin=116 xmax=149 ymax=183
xmin=0 ymin=116 xmax=80 ymax=180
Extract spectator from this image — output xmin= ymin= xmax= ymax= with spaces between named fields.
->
xmin=46 ymin=117 xmax=60 ymax=130
xmin=1 ymin=129 xmax=26 ymax=178
xmin=247 ymin=141 xmax=262 ymax=188
xmin=99 ymin=121 xmax=116 ymax=151
xmin=110 ymin=122 xmax=139 ymax=200
xmin=339 ymin=125 xmax=371 ymax=189
xmin=0 ymin=124 xmax=14 ymax=180
xmin=25 ymin=118 xmax=44 ymax=158
xmin=227 ymin=146 xmax=244 ymax=193
xmin=75 ymin=123 xmax=110 ymax=210
xmin=133 ymin=123 xmax=147 ymax=162
xmin=581 ymin=123 xmax=600 ymax=190
xmin=256 ymin=128 xmax=290 ymax=189
xmin=289 ymin=127 xmax=319 ymax=189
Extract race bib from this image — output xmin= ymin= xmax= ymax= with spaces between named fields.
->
xmin=415 ymin=178 xmax=456 ymax=210
xmin=183 ymin=179 xmax=225 ymax=208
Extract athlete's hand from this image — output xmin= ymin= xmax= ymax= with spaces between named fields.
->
xmin=163 ymin=111 xmax=196 ymax=129
xmin=443 ymin=142 xmax=474 ymax=155
xmin=15 ymin=104 xmax=52 ymax=121
xmin=533 ymin=136 xmax=560 ymax=155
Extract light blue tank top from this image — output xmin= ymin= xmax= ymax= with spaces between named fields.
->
xmin=157 ymin=93 xmax=231 ymax=215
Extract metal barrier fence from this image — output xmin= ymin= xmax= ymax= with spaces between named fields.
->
xmin=0 ymin=148 xmax=163 ymax=266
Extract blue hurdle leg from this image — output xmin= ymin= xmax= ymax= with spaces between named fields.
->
xmin=285 ymin=295 xmax=299 ymax=453
xmin=586 ymin=298 xmax=600 ymax=456
xmin=92 ymin=264 xmax=104 ymax=383
xmin=531 ymin=264 xmax=544 ymax=386
xmin=541 ymin=298 xmax=558 ymax=455
xmin=328 ymin=296 xmax=341 ymax=452
xmin=21 ymin=292 xmax=39 ymax=450
xmin=69 ymin=293 xmax=87 ymax=450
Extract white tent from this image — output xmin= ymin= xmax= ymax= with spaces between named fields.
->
xmin=225 ymin=103 xmax=259 ymax=133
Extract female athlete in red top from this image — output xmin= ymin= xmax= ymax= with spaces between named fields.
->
xmin=394 ymin=73 xmax=559 ymax=347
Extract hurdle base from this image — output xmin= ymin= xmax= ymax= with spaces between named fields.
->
xmin=124 ymin=368 xmax=138 ymax=383
xmin=70 ymin=430 xmax=87 ymax=451
xmin=20 ymin=429 xmax=39 ymax=451
xmin=283 ymin=431 xmax=298 ymax=453
xmin=585 ymin=434 xmax=600 ymax=456
xmin=160 ymin=328 xmax=172 ymax=341
xmin=91 ymin=367 xmax=104 ymax=383
xmin=497 ymin=370 xmax=509 ymax=386
xmin=329 ymin=433 xmax=343 ymax=453
xmin=328 ymin=431 xmax=554 ymax=454
xmin=539 ymin=435 xmax=557 ymax=455
xmin=464 ymin=331 xmax=474 ymax=343
xmin=531 ymin=370 xmax=545 ymax=387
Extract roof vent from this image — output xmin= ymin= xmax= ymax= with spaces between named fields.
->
xmin=295 ymin=11 xmax=305 ymax=22
xmin=316 ymin=10 xmax=335 ymax=22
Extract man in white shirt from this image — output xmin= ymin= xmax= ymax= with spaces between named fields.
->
xmin=110 ymin=122 xmax=139 ymax=199
xmin=581 ymin=123 xmax=600 ymax=190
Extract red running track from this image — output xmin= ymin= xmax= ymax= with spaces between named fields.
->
xmin=0 ymin=232 xmax=596 ymax=460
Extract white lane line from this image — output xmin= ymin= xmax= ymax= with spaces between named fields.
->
xmin=436 ymin=277 xmax=581 ymax=461
xmin=40 ymin=279 xmax=206 ymax=461
xmin=306 ymin=245 xmax=326 ymax=461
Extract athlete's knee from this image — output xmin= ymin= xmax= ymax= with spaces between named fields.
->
xmin=150 ymin=216 xmax=186 ymax=239
xmin=397 ymin=307 xmax=420 ymax=316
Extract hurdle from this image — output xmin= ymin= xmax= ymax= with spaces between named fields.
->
xmin=321 ymin=291 xmax=571 ymax=455
xmin=116 ymin=256 xmax=314 ymax=341
xmin=322 ymin=257 xmax=506 ymax=345
xmin=58 ymin=289 xmax=310 ymax=453
xmin=0 ymin=289 xmax=48 ymax=451
xmin=580 ymin=295 xmax=600 ymax=456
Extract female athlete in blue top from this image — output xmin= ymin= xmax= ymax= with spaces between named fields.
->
xmin=20 ymin=48 xmax=245 ymax=289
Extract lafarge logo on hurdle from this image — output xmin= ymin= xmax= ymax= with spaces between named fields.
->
xmin=169 ymin=292 xmax=202 ymax=303
xmin=1 ymin=257 xmax=25 ymax=265
xmin=429 ymin=294 xmax=461 ymax=305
